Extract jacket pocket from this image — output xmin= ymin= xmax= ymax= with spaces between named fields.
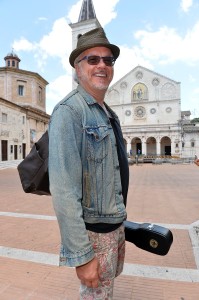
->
xmin=85 ymin=126 xmax=109 ymax=162
xmin=83 ymin=126 xmax=110 ymax=211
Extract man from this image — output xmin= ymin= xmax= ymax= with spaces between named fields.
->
xmin=49 ymin=27 xmax=129 ymax=299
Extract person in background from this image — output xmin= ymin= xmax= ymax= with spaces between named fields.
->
xmin=48 ymin=27 xmax=129 ymax=299
xmin=194 ymin=155 xmax=199 ymax=166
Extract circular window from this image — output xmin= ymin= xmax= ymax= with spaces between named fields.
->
xmin=166 ymin=107 xmax=172 ymax=113
xmin=135 ymin=106 xmax=146 ymax=118
xmin=125 ymin=110 xmax=131 ymax=116
xmin=150 ymin=108 xmax=156 ymax=114
xmin=152 ymin=78 xmax=160 ymax=86
xmin=136 ymin=71 xmax=143 ymax=80
xmin=120 ymin=81 xmax=127 ymax=89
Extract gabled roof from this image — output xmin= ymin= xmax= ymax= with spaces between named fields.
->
xmin=110 ymin=65 xmax=180 ymax=90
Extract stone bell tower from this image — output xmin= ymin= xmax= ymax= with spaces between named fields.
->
xmin=69 ymin=0 xmax=101 ymax=88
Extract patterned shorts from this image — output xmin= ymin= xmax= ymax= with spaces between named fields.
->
xmin=79 ymin=224 xmax=125 ymax=300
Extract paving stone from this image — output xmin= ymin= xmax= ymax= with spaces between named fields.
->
xmin=0 ymin=164 xmax=199 ymax=299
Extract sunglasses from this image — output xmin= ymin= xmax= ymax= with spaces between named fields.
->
xmin=77 ymin=55 xmax=115 ymax=66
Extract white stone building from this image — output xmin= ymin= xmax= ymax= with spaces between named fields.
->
xmin=105 ymin=65 xmax=199 ymax=159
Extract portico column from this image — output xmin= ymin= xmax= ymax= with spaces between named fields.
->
xmin=156 ymin=139 xmax=161 ymax=155
xmin=142 ymin=140 xmax=147 ymax=156
xmin=171 ymin=140 xmax=175 ymax=156
xmin=126 ymin=139 xmax=131 ymax=155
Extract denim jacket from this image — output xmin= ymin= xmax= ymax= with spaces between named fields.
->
xmin=48 ymin=85 xmax=127 ymax=267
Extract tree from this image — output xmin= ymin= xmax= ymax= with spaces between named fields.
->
xmin=190 ymin=118 xmax=199 ymax=124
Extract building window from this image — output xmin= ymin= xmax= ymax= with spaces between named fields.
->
xmin=2 ymin=113 xmax=7 ymax=123
xmin=12 ymin=60 xmax=15 ymax=67
xmin=182 ymin=142 xmax=185 ymax=148
xmin=18 ymin=85 xmax=24 ymax=96
xmin=22 ymin=116 xmax=25 ymax=124
xmin=175 ymin=143 xmax=178 ymax=148
xmin=38 ymin=86 xmax=42 ymax=103
xmin=8 ymin=60 xmax=10 ymax=67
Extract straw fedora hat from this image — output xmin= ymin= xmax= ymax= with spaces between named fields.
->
xmin=69 ymin=27 xmax=120 ymax=67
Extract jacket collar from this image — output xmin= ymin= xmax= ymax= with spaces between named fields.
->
xmin=77 ymin=84 xmax=119 ymax=120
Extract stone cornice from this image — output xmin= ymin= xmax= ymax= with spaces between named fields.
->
xmin=0 ymin=97 xmax=26 ymax=112
xmin=0 ymin=97 xmax=50 ymax=123
xmin=0 ymin=67 xmax=48 ymax=85
xmin=23 ymin=105 xmax=50 ymax=123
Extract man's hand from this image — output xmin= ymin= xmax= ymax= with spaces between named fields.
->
xmin=76 ymin=257 xmax=100 ymax=288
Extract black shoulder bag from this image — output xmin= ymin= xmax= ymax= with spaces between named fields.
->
xmin=17 ymin=130 xmax=50 ymax=195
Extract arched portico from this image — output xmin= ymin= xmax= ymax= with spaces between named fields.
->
xmin=131 ymin=137 xmax=142 ymax=155
xmin=160 ymin=136 xmax=171 ymax=156
xmin=146 ymin=137 xmax=157 ymax=155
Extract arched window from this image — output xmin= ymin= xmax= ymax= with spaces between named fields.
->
xmin=132 ymin=83 xmax=148 ymax=101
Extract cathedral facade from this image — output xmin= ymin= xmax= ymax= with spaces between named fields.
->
xmin=105 ymin=65 xmax=198 ymax=159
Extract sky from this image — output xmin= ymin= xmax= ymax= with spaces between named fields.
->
xmin=0 ymin=0 xmax=199 ymax=117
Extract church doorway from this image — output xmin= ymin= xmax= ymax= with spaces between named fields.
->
xmin=22 ymin=143 xmax=26 ymax=159
xmin=1 ymin=140 xmax=8 ymax=161
xmin=131 ymin=137 xmax=142 ymax=156
xmin=165 ymin=146 xmax=171 ymax=156
xmin=136 ymin=143 xmax=142 ymax=155
xmin=14 ymin=145 xmax=18 ymax=160
xmin=161 ymin=137 xmax=171 ymax=156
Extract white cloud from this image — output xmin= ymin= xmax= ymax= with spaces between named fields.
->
xmin=93 ymin=0 xmax=120 ymax=26
xmin=13 ymin=37 xmax=35 ymax=51
xmin=12 ymin=17 xmax=72 ymax=72
xmin=38 ymin=17 xmax=48 ymax=21
xmin=46 ymin=73 xmax=72 ymax=114
xmin=188 ymin=74 xmax=196 ymax=82
xmin=67 ymin=0 xmax=119 ymax=27
xmin=180 ymin=0 xmax=193 ymax=12
xmin=133 ymin=22 xmax=199 ymax=65
xmin=113 ymin=45 xmax=153 ymax=84
xmin=39 ymin=18 xmax=71 ymax=58
xmin=67 ymin=0 xmax=82 ymax=22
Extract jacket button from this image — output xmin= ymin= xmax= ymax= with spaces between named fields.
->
xmin=116 ymin=165 xmax=120 ymax=170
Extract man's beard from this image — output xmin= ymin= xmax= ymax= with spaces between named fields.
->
xmin=79 ymin=67 xmax=112 ymax=91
